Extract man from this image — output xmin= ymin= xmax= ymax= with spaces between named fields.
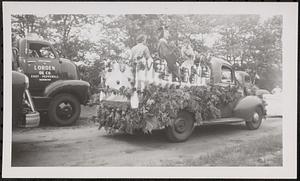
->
xmin=157 ymin=27 xmax=181 ymax=82
xmin=190 ymin=56 xmax=202 ymax=85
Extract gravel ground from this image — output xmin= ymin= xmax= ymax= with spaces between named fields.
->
xmin=12 ymin=107 xmax=282 ymax=166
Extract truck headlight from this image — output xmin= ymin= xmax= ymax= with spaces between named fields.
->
xmin=24 ymin=75 xmax=29 ymax=89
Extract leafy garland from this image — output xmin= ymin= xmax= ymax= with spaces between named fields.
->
xmin=95 ymin=83 xmax=242 ymax=134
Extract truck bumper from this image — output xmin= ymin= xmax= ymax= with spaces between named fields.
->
xmin=19 ymin=111 xmax=40 ymax=128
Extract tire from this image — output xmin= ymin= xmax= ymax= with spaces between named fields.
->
xmin=245 ymin=107 xmax=263 ymax=130
xmin=48 ymin=93 xmax=81 ymax=126
xmin=166 ymin=111 xmax=195 ymax=142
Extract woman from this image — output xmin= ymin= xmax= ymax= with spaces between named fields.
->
xmin=157 ymin=27 xmax=181 ymax=82
xmin=181 ymin=39 xmax=195 ymax=70
xmin=131 ymin=34 xmax=154 ymax=90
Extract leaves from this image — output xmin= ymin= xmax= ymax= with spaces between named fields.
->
xmin=97 ymin=84 xmax=240 ymax=134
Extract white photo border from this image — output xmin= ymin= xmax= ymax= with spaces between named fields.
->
xmin=2 ymin=2 xmax=298 ymax=178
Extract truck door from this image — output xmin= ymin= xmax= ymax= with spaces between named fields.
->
xmin=219 ymin=65 xmax=242 ymax=118
xmin=24 ymin=41 xmax=61 ymax=95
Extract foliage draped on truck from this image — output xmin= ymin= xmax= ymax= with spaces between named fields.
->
xmin=94 ymin=56 xmax=249 ymax=134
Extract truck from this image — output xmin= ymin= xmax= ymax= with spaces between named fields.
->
xmin=12 ymin=36 xmax=90 ymax=126
xmin=96 ymin=56 xmax=266 ymax=142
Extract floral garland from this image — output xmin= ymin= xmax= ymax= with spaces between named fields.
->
xmin=95 ymin=83 xmax=242 ymax=134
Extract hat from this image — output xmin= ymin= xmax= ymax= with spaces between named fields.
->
xmin=136 ymin=34 xmax=146 ymax=43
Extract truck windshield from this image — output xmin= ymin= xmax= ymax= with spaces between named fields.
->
xmin=28 ymin=43 xmax=56 ymax=59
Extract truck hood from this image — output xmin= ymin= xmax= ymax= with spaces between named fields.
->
xmin=59 ymin=58 xmax=73 ymax=64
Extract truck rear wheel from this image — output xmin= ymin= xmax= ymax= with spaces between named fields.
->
xmin=166 ymin=111 xmax=195 ymax=142
xmin=48 ymin=93 xmax=81 ymax=126
xmin=245 ymin=107 xmax=263 ymax=130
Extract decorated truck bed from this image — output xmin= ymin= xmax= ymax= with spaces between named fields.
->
xmin=94 ymin=56 xmax=266 ymax=142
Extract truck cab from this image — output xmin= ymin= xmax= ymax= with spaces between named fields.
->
xmin=13 ymin=37 xmax=90 ymax=126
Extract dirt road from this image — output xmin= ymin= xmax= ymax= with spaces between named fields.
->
xmin=12 ymin=116 xmax=282 ymax=166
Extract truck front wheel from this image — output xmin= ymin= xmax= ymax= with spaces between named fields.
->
xmin=245 ymin=107 xmax=263 ymax=130
xmin=166 ymin=111 xmax=195 ymax=142
xmin=48 ymin=93 xmax=81 ymax=126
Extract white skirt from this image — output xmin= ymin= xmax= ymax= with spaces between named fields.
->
xmin=136 ymin=58 xmax=156 ymax=90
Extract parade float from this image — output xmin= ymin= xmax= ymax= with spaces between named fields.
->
xmin=93 ymin=54 xmax=266 ymax=142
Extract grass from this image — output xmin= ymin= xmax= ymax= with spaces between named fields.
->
xmin=161 ymin=134 xmax=282 ymax=166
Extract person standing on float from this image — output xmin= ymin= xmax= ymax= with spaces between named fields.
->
xmin=157 ymin=27 xmax=181 ymax=82
xmin=181 ymin=39 xmax=195 ymax=71
xmin=190 ymin=56 xmax=202 ymax=85
xmin=131 ymin=34 xmax=154 ymax=91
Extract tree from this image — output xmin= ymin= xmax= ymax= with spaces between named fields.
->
xmin=11 ymin=15 xmax=43 ymax=37
xmin=11 ymin=14 xmax=282 ymax=91
xmin=212 ymin=15 xmax=282 ymax=90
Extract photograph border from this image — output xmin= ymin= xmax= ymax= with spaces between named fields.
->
xmin=2 ymin=1 xmax=298 ymax=178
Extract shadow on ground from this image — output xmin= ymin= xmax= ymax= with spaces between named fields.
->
xmin=102 ymin=123 xmax=247 ymax=145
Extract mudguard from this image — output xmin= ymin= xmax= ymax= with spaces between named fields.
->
xmin=44 ymin=80 xmax=90 ymax=104
xmin=233 ymin=96 xmax=265 ymax=121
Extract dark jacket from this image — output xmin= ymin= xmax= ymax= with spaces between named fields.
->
xmin=157 ymin=38 xmax=181 ymax=79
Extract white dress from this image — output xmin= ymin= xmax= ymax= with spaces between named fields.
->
xmin=131 ymin=43 xmax=154 ymax=90
xmin=181 ymin=45 xmax=195 ymax=71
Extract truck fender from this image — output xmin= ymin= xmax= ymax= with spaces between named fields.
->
xmin=44 ymin=80 xmax=90 ymax=104
xmin=233 ymin=96 xmax=265 ymax=121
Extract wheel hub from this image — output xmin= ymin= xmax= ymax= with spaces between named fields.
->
xmin=253 ymin=112 xmax=260 ymax=123
xmin=57 ymin=102 xmax=73 ymax=120
xmin=174 ymin=119 xmax=186 ymax=133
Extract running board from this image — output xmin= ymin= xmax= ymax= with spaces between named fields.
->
xmin=201 ymin=117 xmax=245 ymax=125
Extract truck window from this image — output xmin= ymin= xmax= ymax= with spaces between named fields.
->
xmin=221 ymin=66 xmax=232 ymax=83
xmin=28 ymin=43 xmax=56 ymax=59
xmin=235 ymin=72 xmax=242 ymax=83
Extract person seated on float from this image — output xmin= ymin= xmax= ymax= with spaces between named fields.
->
xmin=131 ymin=34 xmax=154 ymax=90
xmin=157 ymin=26 xmax=181 ymax=82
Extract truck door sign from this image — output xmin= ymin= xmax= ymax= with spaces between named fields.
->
xmin=31 ymin=64 xmax=59 ymax=81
